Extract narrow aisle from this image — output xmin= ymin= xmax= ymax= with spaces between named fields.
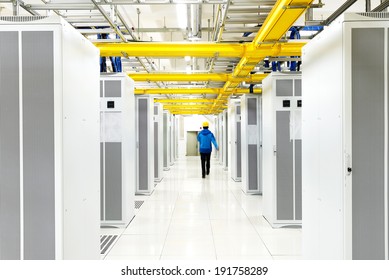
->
xmin=102 ymin=156 xmax=301 ymax=260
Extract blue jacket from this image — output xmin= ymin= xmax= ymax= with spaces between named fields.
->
xmin=197 ymin=129 xmax=218 ymax=153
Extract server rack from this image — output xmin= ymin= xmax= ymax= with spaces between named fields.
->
xmin=135 ymin=96 xmax=155 ymax=194
xmin=302 ymin=13 xmax=389 ymax=259
xmin=169 ymin=112 xmax=175 ymax=166
xmin=0 ymin=16 xmax=100 ymax=259
xmin=163 ymin=110 xmax=171 ymax=170
xmin=240 ymin=94 xmax=262 ymax=194
xmin=100 ymin=74 xmax=135 ymax=227
xmin=228 ymin=99 xmax=242 ymax=182
xmin=217 ymin=114 xmax=224 ymax=163
xmin=262 ymin=72 xmax=302 ymax=228
xmin=173 ymin=115 xmax=179 ymax=161
xmin=222 ymin=109 xmax=229 ymax=171
xmin=154 ymin=103 xmax=163 ymax=182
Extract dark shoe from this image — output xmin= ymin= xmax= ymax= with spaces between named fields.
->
xmin=206 ymin=170 xmax=210 ymax=175
xmin=202 ymin=175 xmax=205 ymax=178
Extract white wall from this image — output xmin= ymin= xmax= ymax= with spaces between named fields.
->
xmin=177 ymin=115 xmax=217 ymax=157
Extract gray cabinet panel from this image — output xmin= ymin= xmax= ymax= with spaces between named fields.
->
xmin=105 ymin=143 xmax=122 ymax=220
xmin=154 ymin=122 xmax=159 ymax=178
xmin=247 ymin=98 xmax=257 ymax=125
xmin=138 ymin=99 xmax=149 ymax=190
xmin=294 ymin=79 xmax=302 ymax=97
xmin=351 ymin=28 xmax=385 ymax=260
xmin=276 ymin=80 xmax=293 ymax=96
xmin=100 ymin=143 xmax=104 ymax=220
xmin=163 ymin=113 xmax=168 ymax=167
xmin=22 ymin=31 xmax=55 ymax=260
xmin=276 ymin=111 xmax=293 ymax=220
xmin=105 ymin=81 xmax=121 ymax=97
xmin=248 ymin=145 xmax=258 ymax=190
xmin=237 ymin=121 xmax=242 ymax=178
xmin=0 ymin=31 xmax=20 ymax=260
xmin=295 ymin=140 xmax=302 ymax=220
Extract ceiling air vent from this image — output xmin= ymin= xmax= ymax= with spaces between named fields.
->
xmin=0 ymin=16 xmax=48 ymax=22
xmin=357 ymin=12 xmax=389 ymax=19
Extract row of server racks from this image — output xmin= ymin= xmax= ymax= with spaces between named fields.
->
xmin=1 ymin=12 xmax=389 ymax=260
xmin=224 ymin=73 xmax=302 ymax=229
xmin=217 ymin=12 xmax=389 ymax=260
xmin=0 ymin=16 xmax=177 ymax=260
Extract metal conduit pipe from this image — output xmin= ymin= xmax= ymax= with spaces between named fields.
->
xmin=366 ymin=0 xmax=371 ymax=12
xmin=321 ymin=0 xmax=358 ymax=26
xmin=114 ymin=3 xmax=158 ymax=75
xmin=372 ymin=0 xmax=389 ymax=12
xmin=215 ymin=1 xmax=231 ymax=42
xmin=91 ymin=0 xmax=127 ymax=42
xmin=207 ymin=0 xmax=231 ymax=75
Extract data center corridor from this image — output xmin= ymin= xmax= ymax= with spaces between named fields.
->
xmin=100 ymin=156 xmax=301 ymax=260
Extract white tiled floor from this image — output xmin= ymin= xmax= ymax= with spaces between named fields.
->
xmin=102 ymin=156 xmax=302 ymax=260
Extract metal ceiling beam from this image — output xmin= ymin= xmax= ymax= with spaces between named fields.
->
xmin=163 ymin=104 xmax=216 ymax=108
xmin=372 ymin=0 xmax=389 ymax=12
xmin=90 ymin=0 xmax=127 ymax=42
xmin=208 ymin=0 xmax=313 ymax=113
xmin=95 ymin=41 xmax=306 ymax=58
xmin=129 ymin=73 xmax=268 ymax=83
xmin=155 ymin=99 xmax=220 ymax=103
xmin=26 ymin=4 xmax=95 ymax=10
xmin=27 ymin=1 xmax=228 ymax=10
xmin=168 ymin=111 xmax=220 ymax=115
xmin=228 ymin=8 xmax=273 ymax=13
xmin=321 ymin=0 xmax=358 ymax=26
xmin=135 ymin=88 xmax=262 ymax=95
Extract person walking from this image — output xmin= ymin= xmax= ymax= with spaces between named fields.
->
xmin=197 ymin=121 xmax=219 ymax=178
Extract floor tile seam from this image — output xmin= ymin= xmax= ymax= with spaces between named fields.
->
xmin=270 ymin=253 xmax=302 ymax=257
xmin=204 ymin=182 xmax=219 ymax=261
xmin=229 ymin=187 xmax=274 ymax=257
xmin=159 ymin=174 xmax=180 ymax=260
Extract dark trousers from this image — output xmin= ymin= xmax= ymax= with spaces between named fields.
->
xmin=200 ymin=152 xmax=211 ymax=176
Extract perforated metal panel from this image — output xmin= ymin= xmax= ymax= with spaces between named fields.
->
xmin=237 ymin=121 xmax=242 ymax=178
xmin=138 ymin=99 xmax=149 ymax=190
xmin=352 ymin=28 xmax=385 ymax=260
xmin=276 ymin=80 xmax=293 ymax=96
xmin=154 ymin=122 xmax=159 ymax=178
xmin=247 ymin=98 xmax=257 ymax=125
xmin=105 ymin=81 xmax=121 ymax=97
xmin=295 ymin=140 xmax=302 ymax=220
xmin=225 ymin=113 xmax=228 ymax=167
xmin=100 ymin=235 xmax=118 ymax=255
xmin=0 ymin=31 xmax=20 ymax=260
xmin=135 ymin=201 xmax=144 ymax=209
xmin=276 ymin=111 xmax=293 ymax=220
xmin=163 ymin=112 xmax=168 ymax=167
xmin=105 ymin=143 xmax=122 ymax=220
xmin=294 ymin=79 xmax=302 ymax=97
xmin=248 ymin=145 xmax=258 ymax=190
xmin=100 ymin=143 xmax=104 ymax=220
xmin=22 ymin=31 xmax=55 ymax=260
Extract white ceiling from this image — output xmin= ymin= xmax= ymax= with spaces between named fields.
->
xmin=0 ymin=0 xmax=386 ymax=96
